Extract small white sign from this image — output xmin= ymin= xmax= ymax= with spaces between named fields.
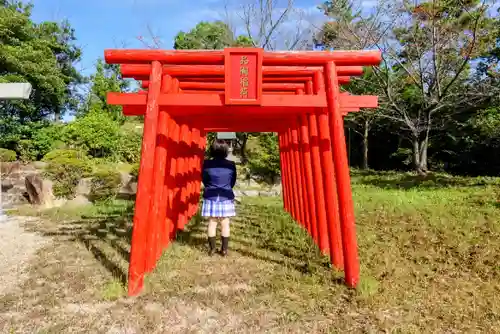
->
xmin=0 ymin=83 xmax=32 ymax=100
xmin=217 ymin=132 xmax=237 ymax=139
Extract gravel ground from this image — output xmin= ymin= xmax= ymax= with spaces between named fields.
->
xmin=0 ymin=216 xmax=50 ymax=296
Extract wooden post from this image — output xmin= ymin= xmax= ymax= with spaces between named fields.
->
xmin=286 ymin=128 xmax=299 ymax=220
xmin=324 ymin=61 xmax=359 ymax=287
xmin=166 ymin=121 xmax=181 ymax=242
xmin=177 ymin=124 xmax=191 ymax=230
xmin=278 ymin=133 xmax=289 ymax=211
xmin=299 ymin=114 xmax=317 ymax=241
xmin=290 ymin=118 xmax=305 ymax=226
xmin=188 ymin=128 xmax=200 ymax=218
xmin=282 ymin=132 xmax=290 ymax=213
xmin=308 ymin=112 xmax=330 ymax=255
xmin=161 ymin=118 xmax=175 ymax=250
xmin=313 ymin=71 xmax=344 ymax=269
xmin=296 ymin=116 xmax=310 ymax=231
xmin=128 ymin=60 xmax=162 ymax=296
xmin=195 ymin=132 xmax=207 ymax=214
xmin=145 ymin=75 xmax=173 ymax=273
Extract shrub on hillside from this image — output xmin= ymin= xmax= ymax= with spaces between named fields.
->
xmin=18 ymin=123 xmax=66 ymax=161
xmin=0 ymin=148 xmax=16 ymax=162
xmin=247 ymin=133 xmax=281 ymax=184
xmin=89 ymin=168 xmax=122 ymax=202
xmin=117 ymin=130 xmax=142 ymax=163
xmin=42 ymin=148 xmax=88 ymax=162
xmin=64 ymin=112 xmax=121 ymax=159
xmin=130 ymin=163 xmax=139 ymax=181
xmin=43 ymin=149 xmax=92 ymax=198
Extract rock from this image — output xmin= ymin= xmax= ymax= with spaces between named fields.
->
xmin=128 ymin=182 xmax=137 ymax=194
xmin=3 ymin=162 xmax=36 ymax=185
xmin=33 ymin=161 xmax=48 ymax=170
xmin=118 ymin=176 xmax=137 ymax=199
xmin=2 ymin=191 xmax=29 ymax=209
xmin=75 ymin=178 xmax=92 ymax=197
xmin=66 ymin=195 xmax=90 ymax=207
xmin=270 ymin=183 xmax=282 ymax=192
xmin=117 ymin=172 xmax=137 ymax=200
xmin=118 ymin=172 xmax=134 ymax=193
xmin=241 ymin=190 xmax=259 ymax=197
xmin=53 ymin=198 xmax=66 ymax=208
xmin=259 ymin=191 xmax=274 ymax=197
xmin=25 ymin=174 xmax=55 ymax=208
xmin=245 ymin=178 xmax=260 ymax=188
xmin=120 ymin=171 xmax=132 ymax=185
xmin=1 ymin=179 xmax=14 ymax=192
xmin=4 ymin=161 xmax=21 ymax=175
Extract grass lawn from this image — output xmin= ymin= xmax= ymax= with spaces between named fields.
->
xmin=1 ymin=171 xmax=499 ymax=333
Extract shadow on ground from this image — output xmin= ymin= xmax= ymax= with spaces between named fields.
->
xmin=27 ymin=198 xmax=331 ymax=286
xmin=25 ymin=202 xmax=136 ymax=285
xmin=176 ymin=205 xmax=331 ymax=275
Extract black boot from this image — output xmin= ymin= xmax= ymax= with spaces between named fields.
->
xmin=208 ymin=237 xmax=216 ymax=256
xmin=220 ymin=236 xmax=229 ymax=256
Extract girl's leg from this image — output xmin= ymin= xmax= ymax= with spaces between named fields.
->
xmin=207 ymin=218 xmax=218 ymax=255
xmin=220 ymin=217 xmax=230 ymax=256
xmin=207 ymin=218 xmax=218 ymax=237
xmin=220 ymin=218 xmax=230 ymax=237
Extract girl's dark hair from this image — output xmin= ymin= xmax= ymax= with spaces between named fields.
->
xmin=210 ymin=139 xmax=229 ymax=159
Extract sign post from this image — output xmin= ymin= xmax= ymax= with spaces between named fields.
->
xmin=0 ymin=82 xmax=32 ymax=222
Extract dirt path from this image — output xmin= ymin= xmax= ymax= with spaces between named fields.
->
xmin=0 ymin=213 xmax=288 ymax=333
xmin=0 ymin=216 xmax=51 ymax=296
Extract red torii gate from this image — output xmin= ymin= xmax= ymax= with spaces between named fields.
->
xmin=104 ymin=48 xmax=381 ymax=296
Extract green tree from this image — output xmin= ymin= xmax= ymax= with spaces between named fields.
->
xmin=343 ymin=67 xmax=385 ymax=169
xmin=174 ymin=20 xmax=255 ymax=163
xmin=247 ymin=132 xmax=281 ymax=183
xmin=319 ymin=0 xmax=495 ymax=174
xmin=78 ymin=59 xmax=130 ymax=122
xmin=0 ymin=0 xmax=82 ymax=151
xmin=174 ymin=21 xmax=253 ymax=49
xmin=64 ymin=111 xmax=122 ymax=159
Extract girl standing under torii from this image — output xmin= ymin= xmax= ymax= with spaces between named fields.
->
xmin=201 ymin=139 xmax=237 ymax=256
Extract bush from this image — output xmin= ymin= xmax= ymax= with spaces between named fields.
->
xmin=117 ymin=130 xmax=142 ymax=163
xmin=64 ymin=112 xmax=121 ymax=159
xmin=130 ymin=163 xmax=139 ymax=181
xmin=17 ymin=140 xmax=36 ymax=162
xmin=42 ymin=148 xmax=88 ymax=162
xmin=18 ymin=123 xmax=66 ymax=161
xmin=0 ymin=148 xmax=16 ymax=162
xmin=89 ymin=168 xmax=122 ymax=202
xmin=43 ymin=149 xmax=92 ymax=198
xmin=247 ymin=133 xmax=281 ymax=184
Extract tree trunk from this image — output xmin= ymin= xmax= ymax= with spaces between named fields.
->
xmin=411 ymin=136 xmax=426 ymax=175
xmin=239 ymin=134 xmax=248 ymax=164
xmin=418 ymin=115 xmax=432 ymax=173
xmin=419 ymin=139 xmax=429 ymax=172
xmin=54 ymin=109 xmax=61 ymax=122
xmin=361 ymin=118 xmax=369 ymax=170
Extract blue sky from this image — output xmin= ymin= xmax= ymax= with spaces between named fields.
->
xmin=30 ymin=0 xmax=327 ymax=76
xmin=29 ymin=0 xmax=500 ymax=78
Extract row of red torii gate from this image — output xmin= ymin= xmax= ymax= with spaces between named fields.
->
xmin=104 ymin=47 xmax=382 ymax=296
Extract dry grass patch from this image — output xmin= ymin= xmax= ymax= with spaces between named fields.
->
xmin=1 ymin=171 xmax=499 ymax=333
